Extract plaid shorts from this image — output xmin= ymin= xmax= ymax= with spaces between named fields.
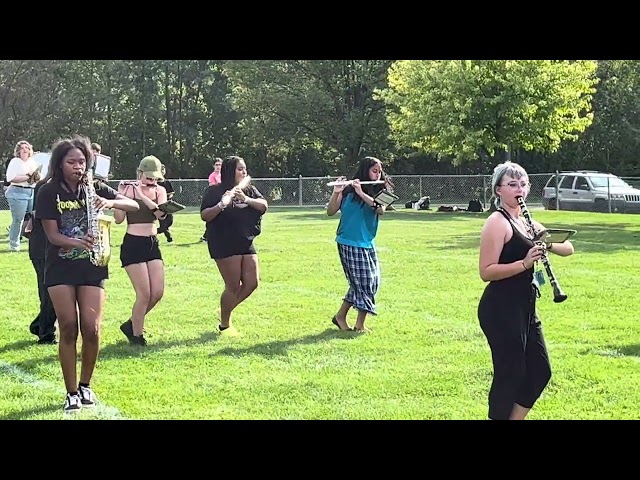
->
xmin=337 ymin=243 xmax=380 ymax=315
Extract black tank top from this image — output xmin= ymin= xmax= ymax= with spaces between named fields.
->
xmin=486 ymin=209 xmax=534 ymax=292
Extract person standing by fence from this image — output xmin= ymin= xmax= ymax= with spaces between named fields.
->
xmin=157 ymin=164 xmax=175 ymax=243
xmin=5 ymin=140 xmax=40 ymax=251
xmin=201 ymin=158 xmax=222 ymax=242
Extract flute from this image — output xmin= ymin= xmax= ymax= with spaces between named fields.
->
xmin=221 ymin=175 xmax=252 ymax=206
xmin=327 ymin=180 xmax=386 ymax=187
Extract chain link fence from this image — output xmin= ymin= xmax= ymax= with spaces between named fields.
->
xmin=3 ymin=173 xmax=639 ymax=211
xmin=115 ymin=173 xmax=553 ymax=210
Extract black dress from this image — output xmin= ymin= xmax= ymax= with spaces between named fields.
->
xmin=477 ymin=209 xmax=552 ymax=420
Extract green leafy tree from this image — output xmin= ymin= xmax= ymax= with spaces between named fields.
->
xmin=224 ymin=60 xmax=393 ymax=175
xmin=377 ymin=60 xmax=599 ymax=167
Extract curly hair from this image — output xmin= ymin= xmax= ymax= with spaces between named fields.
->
xmin=13 ymin=140 xmax=33 ymax=158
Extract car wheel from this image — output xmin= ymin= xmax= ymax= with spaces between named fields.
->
xmin=594 ymin=199 xmax=608 ymax=213
xmin=546 ymin=198 xmax=557 ymax=210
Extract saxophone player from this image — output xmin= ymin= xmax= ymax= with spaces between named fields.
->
xmin=477 ymin=161 xmax=574 ymax=420
xmin=35 ymin=136 xmax=139 ymax=413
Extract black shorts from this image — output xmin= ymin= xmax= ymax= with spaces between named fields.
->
xmin=44 ymin=260 xmax=108 ymax=289
xmin=208 ymin=240 xmax=256 ymax=260
xmin=47 ymin=279 xmax=106 ymax=290
xmin=120 ymin=233 xmax=162 ymax=267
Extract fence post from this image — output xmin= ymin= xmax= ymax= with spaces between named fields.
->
xmin=482 ymin=175 xmax=487 ymax=208
xmin=298 ymin=175 xmax=303 ymax=207
xmin=607 ymin=177 xmax=611 ymax=213
xmin=555 ymin=170 xmax=560 ymax=210
xmin=419 ymin=176 xmax=423 ymax=198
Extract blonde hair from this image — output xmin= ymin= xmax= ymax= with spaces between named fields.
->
xmin=13 ymin=140 xmax=33 ymax=158
xmin=491 ymin=161 xmax=528 ymax=209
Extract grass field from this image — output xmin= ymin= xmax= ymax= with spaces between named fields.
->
xmin=0 ymin=206 xmax=638 ymax=420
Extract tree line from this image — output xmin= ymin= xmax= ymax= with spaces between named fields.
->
xmin=2 ymin=60 xmax=639 ymax=179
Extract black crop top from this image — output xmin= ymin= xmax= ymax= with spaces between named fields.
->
xmin=126 ymin=188 xmax=159 ymax=224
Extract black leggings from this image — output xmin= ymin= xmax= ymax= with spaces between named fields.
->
xmin=29 ymin=258 xmax=57 ymax=340
xmin=478 ymin=286 xmax=552 ymax=420
xmin=158 ymin=213 xmax=173 ymax=234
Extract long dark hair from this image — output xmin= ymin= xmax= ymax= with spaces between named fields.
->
xmin=220 ymin=155 xmax=248 ymax=191
xmin=342 ymin=156 xmax=387 ymax=206
xmin=43 ymin=135 xmax=94 ymax=185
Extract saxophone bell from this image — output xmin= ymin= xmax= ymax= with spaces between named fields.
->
xmin=84 ymin=170 xmax=114 ymax=267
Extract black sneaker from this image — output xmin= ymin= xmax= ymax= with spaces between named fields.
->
xmin=29 ymin=321 xmax=39 ymax=337
xmin=37 ymin=336 xmax=57 ymax=345
xmin=78 ymin=385 xmax=97 ymax=408
xmin=120 ymin=319 xmax=134 ymax=341
xmin=63 ymin=393 xmax=82 ymax=413
xmin=130 ymin=335 xmax=147 ymax=346
xmin=166 ymin=232 xmax=173 ymax=243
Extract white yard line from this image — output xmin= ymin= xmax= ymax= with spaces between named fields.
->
xmin=0 ymin=360 xmax=125 ymax=420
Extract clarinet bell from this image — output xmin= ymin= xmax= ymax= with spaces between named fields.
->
xmin=553 ymin=289 xmax=567 ymax=303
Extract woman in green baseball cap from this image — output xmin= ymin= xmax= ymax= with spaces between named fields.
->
xmin=113 ymin=155 xmax=169 ymax=346
xmin=137 ymin=155 xmax=164 ymax=181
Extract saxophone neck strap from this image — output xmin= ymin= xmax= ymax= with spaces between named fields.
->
xmin=61 ymin=178 xmax=83 ymax=203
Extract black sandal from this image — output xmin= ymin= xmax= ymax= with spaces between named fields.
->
xmin=332 ymin=316 xmax=350 ymax=331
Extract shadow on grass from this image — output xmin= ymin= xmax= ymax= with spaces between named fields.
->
xmin=97 ymin=330 xmax=221 ymax=360
xmin=282 ymin=210 xmax=490 ymax=223
xmin=564 ymin=223 xmax=640 ymax=253
xmin=280 ymin=208 xmax=638 ymax=253
xmin=171 ymin=241 xmax=208 ymax=248
xmin=212 ymin=327 xmax=358 ymax=358
xmin=618 ymin=344 xmax=640 ymax=357
xmin=0 ymin=339 xmax=38 ymax=354
xmin=2 ymin=330 xmax=222 ymax=373
xmin=426 ymin=222 xmax=639 ymax=254
xmin=0 ymin=404 xmax=61 ymax=420
xmin=585 ymin=343 xmax=640 ymax=360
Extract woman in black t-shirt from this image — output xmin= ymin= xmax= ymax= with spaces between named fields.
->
xmin=26 ymin=179 xmax=58 ymax=344
xmin=200 ymin=156 xmax=268 ymax=336
xmin=36 ymin=136 xmax=139 ymax=413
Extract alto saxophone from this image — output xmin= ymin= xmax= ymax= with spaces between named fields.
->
xmin=83 ymin=170 xmax=114 ymax=267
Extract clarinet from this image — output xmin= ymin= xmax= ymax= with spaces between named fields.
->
xmin=516 ymin=195 xmax=567 ymax=303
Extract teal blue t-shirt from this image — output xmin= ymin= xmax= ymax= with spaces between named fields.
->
xmin=336 ymin=193 xmax=379 ymax=248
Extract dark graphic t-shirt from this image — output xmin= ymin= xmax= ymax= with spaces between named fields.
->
xmin=36 ymin=179 xmax=118 ymax=286
xmin=200 ymin=184 xmax=265 ymax=258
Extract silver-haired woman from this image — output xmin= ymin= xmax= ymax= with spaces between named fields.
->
xmin=477 ymin=161 xmax=574 ymax=420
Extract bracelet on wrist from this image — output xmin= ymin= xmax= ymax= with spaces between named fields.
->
xmin=521 ymin=260 xmax=528 ymax=270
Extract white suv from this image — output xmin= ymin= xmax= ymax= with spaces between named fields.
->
xmin=542 ymin=170 xmax=640 ymax=213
